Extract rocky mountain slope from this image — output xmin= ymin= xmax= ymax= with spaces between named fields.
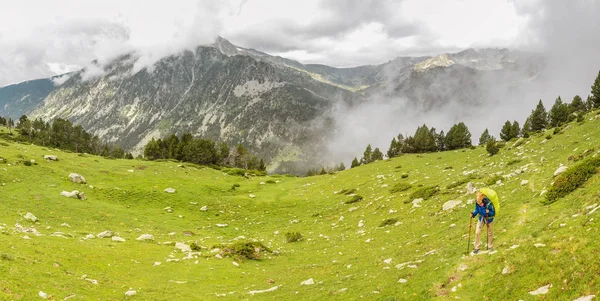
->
xmin=0 ymin=78 xmax=55 ymax=119
xmin=2 ymin=38 xmax=545 ymax=173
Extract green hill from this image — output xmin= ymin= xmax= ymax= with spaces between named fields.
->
xmin=1 ymin=111 xmax=600 ymax=300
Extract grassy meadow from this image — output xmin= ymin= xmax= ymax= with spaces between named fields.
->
xmin=1 ymin=111 xmax=600 ymax=300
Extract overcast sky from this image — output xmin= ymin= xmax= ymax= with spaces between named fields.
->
xmin=0 ymin=0 xmax=563 ymax=87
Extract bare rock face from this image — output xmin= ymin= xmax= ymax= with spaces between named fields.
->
xmin=69 ymin=173 xmax=86 ymax=184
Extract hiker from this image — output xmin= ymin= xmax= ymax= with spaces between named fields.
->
xmin=470 ymin=191 xmax=495 ymax=253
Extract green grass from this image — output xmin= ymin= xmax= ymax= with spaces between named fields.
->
xmin=1 ymin=112 xmax=600 ymax=300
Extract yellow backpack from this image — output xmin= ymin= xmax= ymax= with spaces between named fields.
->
xmin=480 ymin=188 xmax=499 ymax=216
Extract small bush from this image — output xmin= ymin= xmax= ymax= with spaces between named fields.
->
xmin=265 ymin=180 xmax=276 ymax=184
xmin=506 ymin=159 xmax=522 ymax=166
xmin=345 ymin=195 xmax=364 ymax=204
xmin=230 ymin=183 xmax=241 ymax=190
xmin=379 ymin=218 xmax=399 ymax=227
xmin=544 ymin=157 xmax=600 ymax=204
xmin=444 ymin=166 xmax=453 ymax=170
xmin=484 ymin=174 xmax=503 ymax=186
xmin=553 ymin=127 xmax=561 ymax=135
xmin=486 ymin=140 xmax=499 ymax=156
xmin=395 ymin=165 xmax=402 ymax=169
xmin=285 ymin=232 xmax=303 ymax=243
xmin=218 ymin=241 xmax=271 ymax=261
xmin=389 ymin=182 xmax=412 ymax=193
xmin=23 ymin=160 xmax=32 ymax=166
xmin=408 ymin=186 xmax=439 ymax=201
xmin=339 ymin=188 xmax=357 ymax=195
xmin=523 ymin=132 xmax=530 ymax=138
xmin=223 ymin=168 xmax=247 ymax=177
xmin=545 ymin=134 xmax=552 ymax=140
xmin=190 ymin=242 xmax=202 ymax=251
xmin=470 ymin=146 xmax=477 ymax=150
xmin=446 ymin=174 xmax=477 ymax=189
xmin=577 ymin=114 xmax=585 ymax=122
xmin=401 ymin=173 xmax=409 ymax=179
xmin=1 ymin=253 xmax=14 ymax=261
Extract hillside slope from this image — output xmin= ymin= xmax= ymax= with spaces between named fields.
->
xmin=1 ymin=111 xmax=599 ymax=300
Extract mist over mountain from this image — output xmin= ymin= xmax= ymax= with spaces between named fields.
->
xmin=0 ymin=37 xmax=550 ymax=173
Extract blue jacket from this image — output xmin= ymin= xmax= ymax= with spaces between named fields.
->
xmin=472 ymin=197 xmax=495 ymax=223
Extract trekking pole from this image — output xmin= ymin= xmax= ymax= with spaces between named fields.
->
xmin=485 ymin=213 xmax=489 ymax=251
xmin=467 ymin=216 xmax=473 ymax=255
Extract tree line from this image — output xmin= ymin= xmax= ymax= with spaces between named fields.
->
xmin=143 ymin=134 xmax=267 ymax=171
xmin=352 ymin=69 xmax=600 ymax=166
xmin=0 ymin=115 xmax=133 ymax=159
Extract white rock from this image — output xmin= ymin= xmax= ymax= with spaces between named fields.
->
xmin=449 ymin=224 xmax=456 ymax=228
xmin=465 ymin=182 xmax=477 ymax=194
xmin=136 ymin=234 xmax=155 ymax=241
xmin=301 ymin=278 xmax=315 ymax=285
xmin=260 ymin=182 xmax=265 ymax=185
xmin=248 ymin=286 xmax=278 ymax=295
xmin=97 ymin=230 xmax=113 ymax=238
xmin=175 ymin=242 xmax=192 ymax=253
xmin=509 ymin=245 xmax=520 ymax=249
xmin=358 ymin=220 xmax=364 ymax=227
xmin=540 ymin=190 xmax=548 ymax=196
xmin=215 ymin=254 xmax=223 ymax=259
xmin=442 ymin=200 xmax=462 ymax=211
xmin=112 ymin=236 xmax=126 ymax=242
xmin=249 ymin=194 xmax=256 ymax=198
xmin=529 ymin=284 xmax=551 ymax=295
xmin=164 ymin=188 xmax=176 ymax=193
xmin=502 ymin=266 xmax=510 ymax=274
xmin=573 ymin=295 xmax=596 ymax=301
xmin=39 ymin=291 xmax=48 ymax=298
xmin=24 ymin=212 xmax=38 ymax=222
xmin=398 ymin=278 xmax=408 ymax=283
xmin=554 ymin=166 xmax=568 ymax=176
xmin=412 ymin=198 xmax=423 ymax=208
xmin=125 ymin=289 xmax=137 ymax=296
xmin=534 ymin=243 xmax=546 ymax=247
xmin=44 ymin=155 xmax=58 ymax=161
xmin=200 ymin=206 xmax=208 ymax=212
xmin=61 ymin=223 xmax=70 ymax=228
xmin=216 ymin=224 xmax=228 ymax=227
xmin=69 ymin=173 xmax=86 ymax=184
xmin=383 ymin=258 xmax=392 ymax=264
xmin=520 ymin=180 xmax=529 ymax=186
xmin=458 ymin=264 xmax=468 ymax=271
xmin=232 ymin=261 xmax=239 ymax=267
xmin=153 ymin=262 xmax=161 ymax=266
xmin=84 ymin=234 xmax=95 ymax=240
xmin=348 ymin=207 xmax=359 ymax=212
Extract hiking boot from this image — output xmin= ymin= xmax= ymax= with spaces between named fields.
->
xmin=472 ymin=249 xmax=480 ymax=254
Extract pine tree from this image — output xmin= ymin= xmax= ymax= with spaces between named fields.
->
xmin=258 ymin=159 xmax=266 ymax=172
xmin=371 ymin=148 xmax=384 ymax=161
xmin=351 ymin=157 xmax=360 ymax=168
xmin=529 ymin=100 xmax=548 ymax=131
xmin=499 ymin=121 xmax=512 ymax=141
xmin=362 ymin=144 xmax=373 ymax=164
xmin=387 ymin=138 xmax=398 ymax=158
xmin=522 ymin=117 xmax=532 ymax=136
xmin=413 ymin=124 xmax=436 ymax=153
xmin=219 ymin=142 xmax=230 ymax=165
xmin=486 ymin=138 xmax=499 ymax=156
xmin=549 ymin=96 xmax=569 ymax=127
xmin=591 ymin=70 xmax=600 ymax=108
xmin=586 ymin=95 xmax=594 ymax=111
xmin=234 ymin=144 xmax=249 ymax=168
xmin=436 ymin=130 xmax=445 ymax=151
xmin=144 ymin=138 xmax=161 ymax=160
xmin=445 ymin=122 xmax=472 ymax=150
xmin=338 ymin=162 xmax=346 ymax=171
xmin=570 ymin=95 xmax=586 ymax=113
xmin=479 ymin=128 xmax=492 ymax=145
xmin=248 ymin=155 xmax=258 ymax=170
xmin=510 ymin=121 xmax=520 ymax=139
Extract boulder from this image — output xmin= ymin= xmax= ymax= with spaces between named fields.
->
xmin=125 ymin=289 xmax=137 ymax=296
xmin=44 ymin=155 xmax=58 ymax=161
xmin=200 ymin=206 xmax=208 ymax=212
xmin=442 ymin=200 xmax=462 ymax=211
xmin=554 ymin=166 xmax=567 ymax=177
xmin=520 ymin=180 xmax=529 ymax=186
xmin=573 ymin=295 xmax=596 ymax=301
xmin=112 ymin=236 xmax=126 ymax=242
xmin=24 ymin=212 xmax=38 ymax=222
xmin=136 ymin=234 xmax=155 ymax=241
xmin=97 ymin=230 xmax=113 ymax=238
xmin=465 ymin=182 xmax=477 ymax=194
xmin=164 ymin=188 xmax=176 ymax=193
xmin=412 ymin=198 xmax=423 ymax=208
xmin=300 ymin=278 xmax=315 ymax=285
xmin=60 ymin=190 xmax=86 ymax=200
xmin=175 ymin=242 xmax=192 ymax=253
xmin=529 ymin=284 xmax=551 ymax=295
xmin=69 ymin=173 xmax=86 ymax=184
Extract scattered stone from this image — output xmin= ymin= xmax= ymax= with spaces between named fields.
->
xmin=232 ymin=262 xmax=239 ymax=267
xmin=153 ymin=262 xmax=161 ymax=266
xmin=412 ymin=198 xmax=423 ymax=208
xmin=398 ymin=278 xmax=408 ymax=283
xmin=112 ymin=236 xmax=126 ymax=242
xmin=164 ymin=206 xmax=173 ymax=213
xmin=175 ymin=242 xmax=191 ymax=253
xmin=383 ymin=258 xmax=392 ymax=264
xmin=215 ymin=254 xmax=223 ymax=259
xmin=458 ymin=264 xmax=468 ymax=271
xmin=573 ymin=295 xmax=596 ymax=301
xmin=136 ymin=234 xmax=155 ymax=241
xmin=502 ymin=266 xmax=510 ymax=274
xmin=348 ymin=207 xmax=359 ymax=212
xmin=509 ymin=245 xmax=520 ymax=249
xmin=38 ymin=291 xmax=48 ymax=298
xmin=83 ymin=234 xmax=95 ymax=240
xmin=249 ymin=194 xmax=256 ymax=198
xmin=249 ymin=286 xmax=278 ymax=295
xmin=44 ymin=155 xmax=58 ymax=161
xmin=520 ymin=180 xmax=529 ymax=186
xmin=24 ymin=212 xmax=38 ymax=222
xmin=60 ymin=190 xmax=85 ymax=200
xmin=449 ymin=224 xmax=456 ymax=228
xmin=97 ymin=230 xmax=113 ymax=238
xmin=125 ymin=289 xmax=137 ymax=296
xmin=529 ymin=284 xmax=551 ymax=295
xmin=164 ymin=188 xmax=176 ymax=193
xmin=69 ymin=173 xmax=86 ymax=184
xmin=61 ymin=223 xmax=70 ymax=228
xmin=216 ymin=224 xmax=228 ymax=228
xmin=554 ymin=166 xmax=567 ymax=177
xmin=540 ymin=190 xmax=548 ymax=196
xmin=358 ymin=220 xmax=364 ymax=227
xmin=260 ymin=182 xmax=265 ymax=185
xmin=334 ymin=288 xmax=348 ymax=294
xmin=534 ymin=243 xmax=546 ymax=248
xmin=301 ymin=278 xmax=315 ymax=285
xmin=200 ymin=206 xmax=208 ymax=212
xmin=442 ymin=200 xmax=462 ymax=211
xmin=466 ymin=182 xmax=477 ymax=194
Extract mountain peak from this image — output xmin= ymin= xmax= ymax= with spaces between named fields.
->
xmin=212 ymin=36 xmax=240 ymax=56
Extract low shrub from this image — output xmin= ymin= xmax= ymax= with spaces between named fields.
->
xmin=408 ymin=186 xmax=439 ymax=201
xmin=345 ymin=195 xmax=363 ymax=204
xmin=446 ymin=174 xmax=477 ymax=189
xmin=23 ymin=160 xmax=32 ymax=166
xmin=389 ymin=182 xmax=412 ymax=193
xmin=379 ymin=218 xmax=399 ymax=227
xmin=401 ymin=173 xmax=409 ymax=179
xmin=1 ymin=253 xmax=14 ymax=261
xmin=217 ymin=241 xmax=271 ymax=261
xmin=230 ymin=183 xmax=241 ymax=190
xmin=484 ymin=174 xmax=503 ymax=186
xmin=486 ymin=140 xmax=499 ymax=156
xmin=506 ymin=159 xmax=522 ymax=166
xmin=543 ymin=157 xmax=600 ymax=204
xmin=285 ymin=232 xmax=303 ymax=243
xmin=444 ymin=166 xmax=453 ymax=170
xmin=545 ymin=134 xmax=552 ymax=140
xmin=339 ymin=188 xmax=357 ymax=195
xmin=265 ymin=180 xmax=276 ymax=184
xmin=577 ymin=114 xmax=585 ymax=122
xmin=553 ymin=127 xmax=561 ymax=135
xmin=190 ymin=242 xmax=202 ymax=251
xmin=223 ymin=168 xmax=247 ymax=177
